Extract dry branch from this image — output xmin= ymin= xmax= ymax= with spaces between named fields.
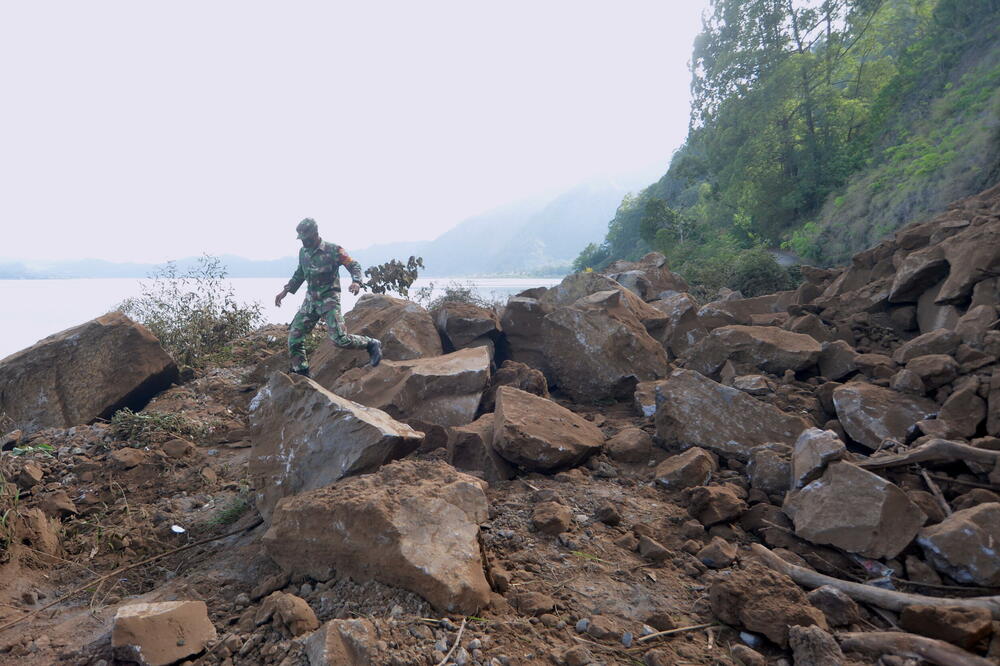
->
xmin=838 ymin=631 xmax=995 ymax=666
xmin=750 ymin=544 xmax=1000 ymax=619
xmin=636 ymin=622 xmax=719 ymax=643
xmin=435 ymin=617 xmax=467 ymax=666
xmin=858 ymin=439 xmax=1000 ymax=470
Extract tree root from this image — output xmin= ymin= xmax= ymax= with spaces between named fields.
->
xmin=838 ymin=631 xmax=995 ymax=666
xmin=750 ymin=544 xmax=1000 ymax=619
xmin=857 ymin=439 xmax=1000 ymax=470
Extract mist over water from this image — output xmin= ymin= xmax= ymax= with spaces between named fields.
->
xmin=0 ymin=277 xmax=560 ymax=361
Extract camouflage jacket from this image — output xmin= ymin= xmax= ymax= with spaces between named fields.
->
xmin=284 ymin=241 xmax=363 ymax=300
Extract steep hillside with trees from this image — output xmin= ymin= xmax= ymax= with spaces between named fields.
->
xmin=579 ymin=0 xmax=1000 ymax=293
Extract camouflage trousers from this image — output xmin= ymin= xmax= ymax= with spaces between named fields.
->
xmin=288 ymin=294 xmax=374 ymax=372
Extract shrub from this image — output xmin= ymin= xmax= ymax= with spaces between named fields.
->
xmin=727 ymin=248 xmax=795 ymax=297
xmin=116 ymin=255 xmax=264 ymax=368
xmin=424 ymin=281 xmax=497 ymax=311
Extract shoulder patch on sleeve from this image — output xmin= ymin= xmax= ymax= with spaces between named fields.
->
xmin=337 ymin=246 xmax=355 ymax=265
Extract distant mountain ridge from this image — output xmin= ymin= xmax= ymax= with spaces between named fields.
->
xmin=2 ymin=176 xmax=650 ymax=279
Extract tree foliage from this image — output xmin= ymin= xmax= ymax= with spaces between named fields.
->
xmin=579 ymin=0 xmax=1000 ymax=282
xmin=363 ymin=256 xmax=424 ymax=298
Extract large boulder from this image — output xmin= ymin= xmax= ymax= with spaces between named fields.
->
xmin=654 ymin=369 xmax=810 ymax=461
xmin=311 ymin=295 xmax=442 ymax=387
xmin=604 ymin=252 xmax=690 ymax=299
xmin=248 ymin=372 xmax=424 ymax=521
xmin=648 ymin=292 xmax=707 ymax=358
xmin=500 ymin=296 xmax=553 ymax=380
xmin=431 ymin=301 xmax=502 ymax=352
xmin=892 ymin=329 xmax=960 ymax=364
xmin=541 ymin=290 xmax=670 ymax=402
xmin=0 ymin=312 xmax=178 ymax=434
xmin=539 ymin=271 xmax=669 ymax=333
xmin=888 ymin=245 xmax=949 ymax=303
xmin=446 ymin=414 xmax=515 ymax=484
xmin=330 ymin=347 xmax=491 ymax=428
xmin=917 ymin=503 xmax=1000 ymax=586
xmin=936 ymin=222 xmax=1000 ymax=305
xmin=492 ymin=386 xmax=604 ymax=471
xmin=790 ymin=428 xmax=846 ymax=489
xmin=479 ymin=360 xmax=549 ymax=413
xmin=832 ymin=382 xmax=938 ymax=450
xmin=783 ymin=462 xmax=926 ymax=559
xmin=263 ymin=460 xmax=491 ymax=614
xmin=684 ymin=325 xmax=821 ymax=377
xmin=697 ymin=292 xmax=798 ymax=330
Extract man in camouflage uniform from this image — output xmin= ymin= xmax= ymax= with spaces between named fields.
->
xmin=275 ymin=218 xmax=382 ymax=377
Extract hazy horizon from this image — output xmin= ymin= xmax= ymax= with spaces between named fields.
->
xmin=1 ymin=1 xmax=709 ymax=264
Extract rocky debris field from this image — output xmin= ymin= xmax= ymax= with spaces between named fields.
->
xmin=2 ymin=183 xmax=1000 ymax=665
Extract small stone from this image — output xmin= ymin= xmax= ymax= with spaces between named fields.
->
xmin=161 ymin=438 xmax=195 ymax=459
xmin=15 ymin=463 xmax=44 ymax=489
xmin=788 ymin=625 xmax=844 ymax=666
xmin=654 ymin=447 xmax=716 ymax=491
xmin=585 ymin=615 xmax=617 ymax=640
xmin=731 ymin=644 xmax=766 ymax=666
xmin=605 ymin=427 xmax=653 ymax=463
xmin=513 ymin=592 xmax=555 ymax=617
xmin=614 ymin=533 xmax=639 ymax=551
xmin=905 ymin=555 xmax=943 ymax=586
xmin=621 ymin=631 xmax=634 ymax=647
xmin=696 ymin=537 xmax=736 ymax=569
xmin=900 ymin=605 xmax=993 ymax=649
xmin=562 ymin=645 xmax=594 ymax=666
xmin=575 ymin=618 xmax=590 ymax=633
xmin=681 ymin=539 xmax=701 ymax=555
xmin=595 ymin=501 xmax=621 ymax=526
xmin=688 ymin=485 xmax=746 ymax=526
xmin=638 ymin=535 xmax=670 ymax=563
xmin=113 ymin=601 xmax=217 ymax=666
xmin=532 ymin=502 xmax=573 ymax=536
xmin=806 ymin=586 xmax=860 ymax=627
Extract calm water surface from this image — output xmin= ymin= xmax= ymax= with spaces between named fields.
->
xmin=0 ymin=277 xmax=561 ymax=361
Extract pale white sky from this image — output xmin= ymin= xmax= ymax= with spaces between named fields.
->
xmin=0 ymin=1 xmax=709 ymax=263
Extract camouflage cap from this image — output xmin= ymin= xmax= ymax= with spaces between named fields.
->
xmin=296 ymin=218 xmax=319 ymax=238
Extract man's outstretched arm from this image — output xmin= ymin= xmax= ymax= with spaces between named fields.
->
xmin=339 ymin=247 xmax=364 ymax=295
xmin=276 ymin=254 xmax=305 ymax=306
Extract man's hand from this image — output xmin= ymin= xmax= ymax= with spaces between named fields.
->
xmin=275 ymin=288 xmax=288 ymax=307
xmin=348 ymin=281 xmax=362 ymax=296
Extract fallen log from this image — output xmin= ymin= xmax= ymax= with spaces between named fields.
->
xmin=857 ymin=439 xmax=1000 ymax=471
xmin=750 ymin=544 xmax=1000 ymax=619
xmin=838 ymin=631 xmax=994 ymax=666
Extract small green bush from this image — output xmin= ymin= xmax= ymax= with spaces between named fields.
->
xmin=116 ymin=255 xmax=264 ymax=368
xmin=727 ymin=248 xmax=794 ymax=297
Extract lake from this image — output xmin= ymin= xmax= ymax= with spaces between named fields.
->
xmin=0 ymin=276 xmax=562 ymax=361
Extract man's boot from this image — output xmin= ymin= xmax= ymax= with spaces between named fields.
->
xmin=290 ymin=365 xmax=310 ymax=378
xmin=367 ymin=339 xmax=382 ymax=367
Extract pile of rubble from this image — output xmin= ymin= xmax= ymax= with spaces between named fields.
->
xmin=1 ymin=183 xmax=1000 ymax=665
